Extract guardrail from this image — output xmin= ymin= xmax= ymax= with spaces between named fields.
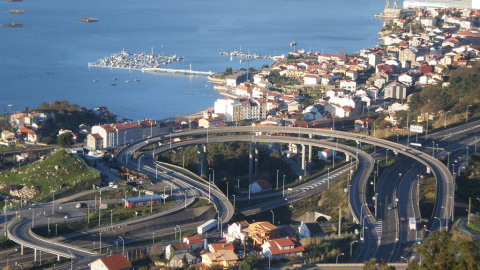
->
xmin=7 ymin=218 xmax=74 ymax=258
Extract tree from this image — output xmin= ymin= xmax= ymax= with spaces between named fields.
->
xmin=182 ymin=254 xmax=188 ymax=268
xmin=57 ymin=132 xmax=73 ymax=148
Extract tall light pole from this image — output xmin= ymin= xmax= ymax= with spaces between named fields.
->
xmin=138 ymin=155 xmax=144 ymax=171
xmin=209 ymin=168 xmax=215 ymax=185
xmin=176 ymin=225 xmax=181 ymax=239
xmin=271 ymin=210 xmax=275 ymax=225
xmin=276 ymin=170 xmax=279 ymax=189
xmin=119 ymin=236 xmax=124 ymax=256
xmin=350 ymin=240 xmax=358 ymax=257
xmin=282 ymin=175 xmax=285 ymax=196
xmin=233 ymin=195 xmax=236 ymax=210
xmin=336 ymin=253 xmax=344 ymax=264
xmin=67 ymin=250 xmax=73 ymax=270
xmin=52 ymin=190 xmax=55 ymax=215
xmin=467 ymin=104 xmax=472 ymax=122
xmin=444 ymin=111 xmax=450 ymax=129
xmin=99 ymin=233 xmax=102 ymax=254
xmin=434 ymin=216 xmax=442 ymax=231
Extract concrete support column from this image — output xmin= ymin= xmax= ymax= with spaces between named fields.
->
xmin=346 ymin=154 xmax=350 ymax=162
xmin=203 ymin=144 xmax=207 ymax=176
xmin=302 ymin=144 xmax=306 ymax=175
xmin=57 ymin=255 xmax=60 ymax=261
xmin=426 ymin=167 xmax=431 ymax=174
xmin=249 ymin=143 xmax=254 ymax=184
xmin=197 ymin=145 xmax=202 ymax=175
xmin=21 ymin=244 xmax=23 ymax=255
xmin=394 ymin=151 xmax=398 ymax=158
xmin=255 ymin=142 xmax=259 ymax=178
xmin=34 ymin=248 xmax=37 ymax=261
xmin=308 ymin=134 xmax=313 ymax=164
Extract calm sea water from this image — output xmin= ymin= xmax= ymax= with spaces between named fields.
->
xmin=0 ymin=0 xmax=384 ymax=120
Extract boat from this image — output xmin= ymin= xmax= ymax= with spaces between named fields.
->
xmin=113 ymin=78 xmax=117 ymax=80
xmin=135 ymin=79 xmax=140 ymax=82
xmin=290 ymin=41 xmax=297 ymax=47
xmin=92 ymin=79 xmax=98 ymax=82
xmin=111 ymin=84 xmax=116 ymax=86
xmin=8 ymin=104 xmax=13 ymax=107
xmin=125 ymin=80 xmax=130 ymax=83
xmin=2 ymin=23 xmax=23 ymax=27
xmin=76 ymin=17 xmax=99 ymax=23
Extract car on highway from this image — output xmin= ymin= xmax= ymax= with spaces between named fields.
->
xmin=401 ymin=217 xmax=406 ymax=222
xmin=388 ymin=205 xmax=393 ymax=210
xmin=64 ymin=214 xmax=70 ymax=219
xmin=31 ymin=202 xmax=39 ymax=206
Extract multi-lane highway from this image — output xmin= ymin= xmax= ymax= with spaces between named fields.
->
xmin=4 ymin=124 xmax=457 ymax=267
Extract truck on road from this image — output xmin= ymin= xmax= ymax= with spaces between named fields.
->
xmin=409 ymin=218 xmax=416 ymax=231
xmin=197 ymin=219 xmax=217 ymax=234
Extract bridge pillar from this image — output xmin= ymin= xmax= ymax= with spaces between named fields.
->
xmin=255 ymin=142 xmax=259 ymax=178
xmin=21 ymin=244 xmax=23 ymax=255
xmin=203 ymin=144 xmax=207 ymax=176
xmin=197 ymin=145 xmax=202 ymax=175
xmin=58 ymin=254 xmax=60 ymax=261
xmin=427 ymin=167 xmax=431 ymax=174
xmin=346 ymin=154 xmax=350 ymax=162
xmin=34 ymin=248 xmax=37 ymax=261
xmin=394 ymin=151 xmax=398 ymax=158
xmin=249 ymin=143 xmax=254 ymax=184
xmin=308 ymin=134 xmax=313 ymax=163
xmin=302 ymin=144 xmax=306 ymax=176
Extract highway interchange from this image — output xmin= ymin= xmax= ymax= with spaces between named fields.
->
xmin=3 ymin=119 xmax=479 ymax=268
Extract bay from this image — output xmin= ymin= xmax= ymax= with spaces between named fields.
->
xmin=0 ymin=0 xmax=385 ymax=120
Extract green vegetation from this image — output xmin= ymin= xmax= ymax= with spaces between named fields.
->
xmin=419 ymin=175 xmax=436 ymax=202
xmin=32 ymin=200 xmax=176 ymax=237
xmin=456 ymin=152 xmax=480 ymax=212
xmin=408 ymin=231 xmax=480 ymax=270
xmin=0 ymin=150 xmax=100 ymax=201
xmin=34 ymin=100 xmax=115 ymax=144
xmin=300 ymin=234 xmax=356 ymax=264
xmin=0 ymin=236 xmax=16 ymax=250
xmin=57 ymin=132 xmax=73 ymax=148
xmin=224 ymin=67 xmax=233 ymax=76
xmin=466 ymin=216 xmax=480 ymax=234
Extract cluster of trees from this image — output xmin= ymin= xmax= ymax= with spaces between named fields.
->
xmin=408 ymin=231 xmax=480 ymax=270
xmin=224 ymin=67 xmax=233 ymax=76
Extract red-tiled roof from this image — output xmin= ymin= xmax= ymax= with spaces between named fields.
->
xmin=185 ymin=236 xmax=203 ymax=244
xmin=253 ymin=180 xmax=272 ymax=189
xmin=95 ymin=254 xmax=132 ymax=270
xmin=266 ymin=238 xmax=304 ymax=255
xmin=209 ymin=243 xmax=235 ymax=252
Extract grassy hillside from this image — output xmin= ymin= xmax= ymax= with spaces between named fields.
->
xmin=0 ymin=150 xmax=100 ymax=201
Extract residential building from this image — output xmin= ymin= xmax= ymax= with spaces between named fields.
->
xmin=170 ymin=253 xmax=196 ymax=268
xmin=165 ymin=242 xmax=191 ymax=260
xmin=87 ymin=133 xmax=103 ymax=150
xmin=384 ymin=81 xmax=408 ymax=100
xmin=224 ymin=221 xmax=249 ymax=243
xmin=183 ymin=236 xmax=204 ymax=251
xmin=199 ymin=117 xmax=224 ymax=129
xmin=122 ymin=195 xmax=162 ymax=208
xmin=261 ymin=237 xmax=305 ymax=259
xmin=250 ymin=180 xmax=273 ymax=194
xmin=88 ymin=254 xmax=132 ymax=270
xmin=208 ymin=243 xmax=235 ymax=253
xmin=244 ymin=222 xmax=280 ymax=246
xmin=18 ymin=125 xmax=37 ymax=143
xmin=303 ymin=74 xmax=321 ymax=85
xmin=201 ymin=250 xmax=238 ymax=268
xmin=1 ymin=130 xmax=16 ymax=145
xmin=91 ymin=122 xmax=142 ymax=149
xmin=340 ymin=80 xmax=357 ymax=92
xmin=298 ymin=222 xmax=325 ymax=238
xmin=318 ymin=148 xmax=335 ymax=161
xmin=226 ymin=71 xmax=247 ymax=87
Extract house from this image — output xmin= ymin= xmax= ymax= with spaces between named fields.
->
xmin=183 ymin=236 xmax=204 ymax=251
xmin=303 ymin=74 xmax=321 ymax=85
xmin=226 ymin=71 xmax=247 ymax=87
xmin=261 ymin=237 xmax=305 ymax=259
xmin=354 ymin=118 xmax=373 ymax=131
xmin=201 ymin=250 xmax=238 ymax=268
xmin=340 ymin=80 xmax=357 ymax=92
xmin=170 ymin=253 xmax=196 ymax=268
xmin=384 ymin=81 xmax=407 ymax=100
xmin=224 ymin=220 xmax=249 ymax=243
xmin=58 ymin=129 xmax=77 ymax=144
xmin=1 ymin=130 xmax=16 ymax=144
xmin=298 ymin=222 xmax=325 ymax=238
xmin=318 ymin=148 xmax=335 ymax=161
xmin=250 ymin=180 xmax=273 ymax=194
xmin=88 ymin=254 xmax=132 ymax=270
xmin=166 ymin=242 xmax=191 ymax=260
xmin=91 ymin=122 xmax=143 ymax=149
xmin=208 ymin=243 xmax=235 ymax=253
xmin=244 ymin=221 xmax=280 ymax=246
xmin=199 ymin=117 xmax=224 ymax=129
xmin=18 ymin=125 xmax=37 ymax=143
xmin=87 ymin=133 xmax=103 ymax=150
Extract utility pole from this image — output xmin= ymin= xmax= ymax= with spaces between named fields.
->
xmin=468 ymin=197 xmax=471 ymax=225
xmin=338 ymin=207 xmax=342 ymax=236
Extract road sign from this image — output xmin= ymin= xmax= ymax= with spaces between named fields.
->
xmin=410 ymin=125 xmax=424 ymax=133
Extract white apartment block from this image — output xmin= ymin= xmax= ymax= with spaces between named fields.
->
xmin=91 ymin=122 xmax=143 ymax=148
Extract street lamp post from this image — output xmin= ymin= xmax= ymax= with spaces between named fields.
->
xmin=138 ymin=155 xmax=144 ymax=171
xmin=52 ymin=190 xmax=55 ymax=215
xmin=209 ymin=168 xmax=215 ymax=185
xmin=99 ymin=233 xmax=102 ymax=254
xmin=119 ymin=236 xmax=125 ymax=256
xmin=176 ymin=225 xmax=181 ymax=239
xmin=445 ymin=111 xmax=450 ymax=129
xmin=350 ymin=240 xmax=358 ymax=258
xmin=467 ymin=104 xmax=472 ymax=122
xmin=336 ymin=253 xmax=344 ymax=264
xmin=276 ymin=170 xmax=279 ymax=189
xmin=282 ymin=175 xmax=285 ymax=196
xmin=67 ymin=250 xmax=73 ymax=270
xmin=400 ymin=256 xmax=408 ymax=263
xmin=233 ymin=195 xmax=236 ymax=210
xmin=434 ymin=216 xmax=442 ymax=231
xmin=271 ymin=210 xmax=275 ymax=224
